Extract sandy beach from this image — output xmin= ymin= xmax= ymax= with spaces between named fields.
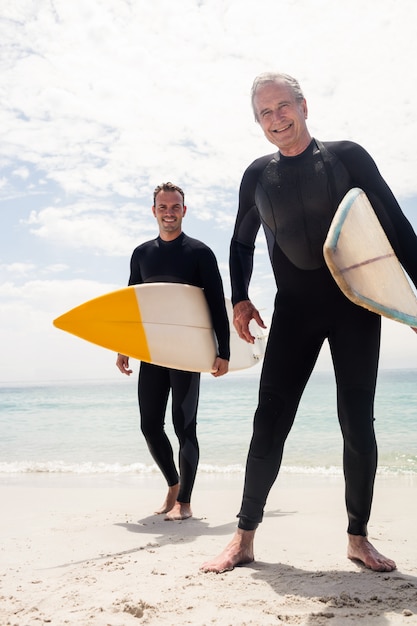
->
xmin=1 ymin=472 xmax=416 ymax=626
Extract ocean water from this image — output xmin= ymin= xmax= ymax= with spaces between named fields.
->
xmin=1 ymin=369 xmax=416 ymax=478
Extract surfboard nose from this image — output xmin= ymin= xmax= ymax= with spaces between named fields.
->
xmin=53 ymin=286 xmax=151 ymax=362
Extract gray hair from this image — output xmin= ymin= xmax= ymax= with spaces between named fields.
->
xmin=251 ymin=72 xmax=305 ymax=121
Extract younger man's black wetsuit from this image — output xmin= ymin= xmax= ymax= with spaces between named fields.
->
xmin=230 ymin=139 xmax=417 ymax=535
xmin=129 ymin=232 xmax=229 ymax=504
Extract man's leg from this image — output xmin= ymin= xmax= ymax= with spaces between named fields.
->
xmin=331 ymin=307 xmax=396 ymax=571
xmin=202 ymin=308 xmax=323 ymax=572
xmin=138 ymin=363 xmax=179 ymax=514
xmin=165 ymin=369 xmax=200 ymax=520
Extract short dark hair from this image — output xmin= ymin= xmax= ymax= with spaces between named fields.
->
xmin=153 ymin=182 xmax=185 ymax=205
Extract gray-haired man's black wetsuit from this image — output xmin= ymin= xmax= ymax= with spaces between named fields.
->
xmin=129 ymin=232 xmax=230 ymax=503
xmin=230 ymin=139 xmax=417 ymax=535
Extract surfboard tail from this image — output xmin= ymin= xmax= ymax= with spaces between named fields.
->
xmin=324 ymin=188 xmax=417 ymax=327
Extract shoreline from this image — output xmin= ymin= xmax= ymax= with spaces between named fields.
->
xmin=2 ymin=473 xmax=416 ymax=625
xmin=1 ymin=468 xmax=416 ymax=487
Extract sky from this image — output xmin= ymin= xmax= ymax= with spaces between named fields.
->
xmin=1 ymin=0 xmax=417 ymax=383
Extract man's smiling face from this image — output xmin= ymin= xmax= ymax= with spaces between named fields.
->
xmin=152 ymin=190 xmax=187 ymax=241
xmin=253 ymin=81 xmax=311 ymax=156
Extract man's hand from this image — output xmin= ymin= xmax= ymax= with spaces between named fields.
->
xmin=211 ymin=357 xmax=229 ymax=377
xmin=116 ymin=353 xmax=133 ymax=376
xmin=233 ymin=300 xmax=266 ymax=344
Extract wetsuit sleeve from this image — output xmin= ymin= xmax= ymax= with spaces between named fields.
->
xmin=333 ymin=142 xmax=417 ymax=288
xmin=197 ymin=247 xmax=230 ymax=361
xmin=128 ymin=248 xmax=144 ymax=286
xmin=229 ymin=164 xmax=262 ymax=305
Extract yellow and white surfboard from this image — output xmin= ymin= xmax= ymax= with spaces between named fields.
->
xmin=53 ymin=283 xmax=266 ymax=372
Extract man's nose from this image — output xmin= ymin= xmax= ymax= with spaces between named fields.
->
xmin=272 ymin=109 xmax=283 ymax=122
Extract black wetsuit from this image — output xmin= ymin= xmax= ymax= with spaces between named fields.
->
xmin=230 ymin=139 xmax=417 ymax=535
xmin=129 ymin=232 xmax=230 ymax=503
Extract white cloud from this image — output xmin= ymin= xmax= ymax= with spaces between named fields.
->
xmin=44 ymin=263 xmax=69 ymax=274
xmin=0 ymin=262 xmax=37 ymax=276
xmin=3 ymin=0 xmax=415 ymax=201
xmin=25 ymin=199 xmax=157 ymax=255
xmin=12 ymin=166 xmax=30 ymax=179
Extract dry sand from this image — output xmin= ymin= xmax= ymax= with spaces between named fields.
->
xmin=1 ymin=472 xmax=416 ymax=625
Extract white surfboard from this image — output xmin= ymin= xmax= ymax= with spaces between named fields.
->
xmin=53 ymin=283 xmax=266 ymax=372
xmin=324 ymin=187 xmax=417 ymax=327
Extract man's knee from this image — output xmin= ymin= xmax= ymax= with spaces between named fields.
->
xmin=250 ymin=392 xmax=287 ymax=457
xmin=140 ymin=420 xmax=160 ymax=442
xmin=338 ymin=388 xmax=376 ymax=454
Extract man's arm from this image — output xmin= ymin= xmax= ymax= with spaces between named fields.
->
xmin=229 ymin=163 xmax=266 ymax=341
xmin=197 ymin=246 xmax=230 ymax=362
xmin=329 ymin=141 xmax=417 ymax=289
xmin=116 ymin=246 xmax=144 ymax=374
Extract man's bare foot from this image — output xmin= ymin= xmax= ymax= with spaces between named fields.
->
xmin=164 ymin=501 xmax=192 ymax=521
xmin=154 ymin=484 xmax=180 ymax=515
xmin=347 ymin=534 xmax=396 ymax=572
xmin=200 ymin=529 xmax=255 ymax=573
